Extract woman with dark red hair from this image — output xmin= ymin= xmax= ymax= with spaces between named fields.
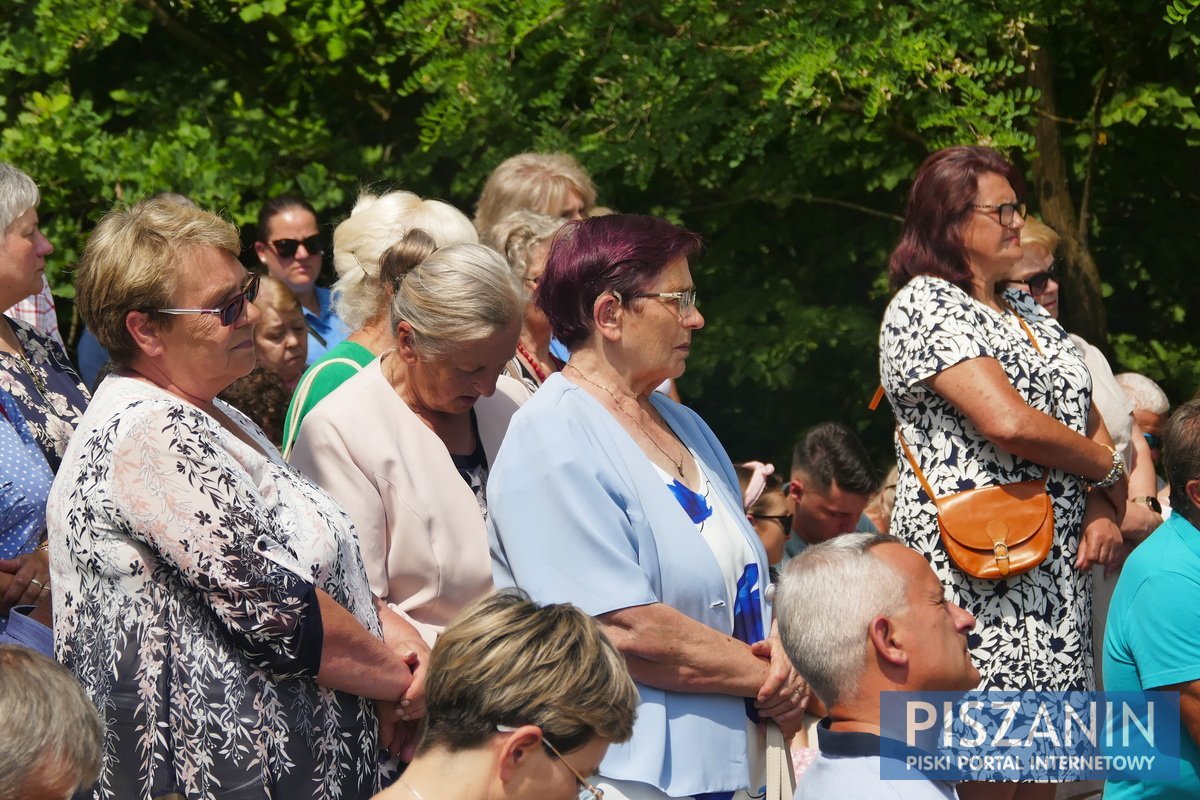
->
xmin=879 ymin=146 xmax=1126 ymax=799
xmin=486 ymin=214 xmax=806 ymax=800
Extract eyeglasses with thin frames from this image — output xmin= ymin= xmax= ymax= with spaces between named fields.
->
xmin=630 ymin=288 xmax=698 ymax=315
xmin=495 ymin=725 xmax=603 ymax=800
xmin=972 ymin=201 xmax=1026 ymax=228
xmin=158 ymin=273 xmax=261 ymax=327
xmin=270 ymin=235 xmax=323 ymax=259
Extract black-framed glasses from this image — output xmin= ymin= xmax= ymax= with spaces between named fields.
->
xmin=753 ymin=513 xmax=793 ymax=533
xmin=631 ymin=288 xmax=698 ymax=315
xmin=159 ymin=273 xmax=261 ymax=327
xmin=1144 ymin=432 xmax=1162 ymax=450
xmin=495 ymin=725 xmax=603 ymax=800
xmin=1025 ymin=263 xmax=1059 ymax=294
xmin=270 ymin=235 xmax=323 ymax=259
xmin=973 ymin=201 xmax=1027 ymax=228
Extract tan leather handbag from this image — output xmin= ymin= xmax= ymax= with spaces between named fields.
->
xmin=898 ymin=433 xmax=1054 ymax=580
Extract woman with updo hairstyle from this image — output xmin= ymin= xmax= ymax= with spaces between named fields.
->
xmin=290 ymin=231 xmax=527 ymax=646
xmin=373 ymin=590 xmax=639 ymax=800
xmin=282 ymin=190 xmax=478 ymax=457
xmin=485 ymin=210 xmax=564 ymax=392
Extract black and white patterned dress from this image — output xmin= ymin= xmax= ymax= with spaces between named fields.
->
xmin=48 ymin=375 xmax=383 ymax=799
xmin=879 ymin=275 xmax=1094 ymax=691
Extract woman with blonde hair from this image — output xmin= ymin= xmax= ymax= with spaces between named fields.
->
xmin=473 ymin=152 xmax=596 ymax=239
xmin=291 ymin=231 xmax=527 ymax=646
xmin=52 ymin=197 xmax=426 ymax=798
xmin=282 ymin=190 xmax=478 ymax=456
xmin=251 ymin=275 xmax=308 ymax=390
xmin=485 ymin=210 xmax=564 ymax=392
xmin=374 ymin=590 xmax=639 ymax=800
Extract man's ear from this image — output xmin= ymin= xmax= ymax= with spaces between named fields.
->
xmin=496 ymin=724 xmax=543 ymax=782
xmin=1186 ymin=479 xmax=1200 ymax=515
xmin=394 ymin=321 xmax=419 ymax=365
xmin=868 ymin=614 xmax=908 ymax=667
xmin=125 ymin=309 xmax=165 ymax=359
xmin=788 ymin=476 xmax=805 ymax=503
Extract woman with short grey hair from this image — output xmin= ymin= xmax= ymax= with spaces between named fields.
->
xmin=282 ymin=190 xmax=478 ymax=457
xmin=486 ymin=210 xmax=564 ymax=392
xmin=291 ymin=231 xmax=527 ymax=645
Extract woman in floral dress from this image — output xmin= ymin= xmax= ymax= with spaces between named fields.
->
xmin=49 ymin=197 xmax=426 ymax=799
xmin=0 ymin=163 xmax=88 ymax=615
xmin=879 ymin=146 xmax=1129 ymax=800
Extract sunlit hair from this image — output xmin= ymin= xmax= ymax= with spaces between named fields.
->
xmin=0 ymin=645 xmax=103 ymax=800
xmin=1165 ymin=400 xmax=1200 ymax=523
xmin=483 ymin=210 xmax=563 ymax=282
xmin=419 ymin=590 xmax=639 ymax=754
xmin=253 ymin=275 xmax=301 ymax=315
xmin=76 ymin=197 xmax=241 ymax=367
xmin=889 ymin=146 xmax=1025 ymax=292
xmin=255 ymin=195 xmax=318 ymax=244
xmin=474 ymin=152 xmax=597 ymax=237
xmin=1116 ymin=372 xmax=1170 ymax=415
xmin=791 ymin=421 xmax=881 ymax=496
xmin=1020 ymin=216 xmax=1059 ymax=255
xmin=332 ymin=190 xmax=478 ymax=330
xmin=0 ymin=163 xmax=40 ymax=233
xmin=383 ymin=232 xmax=522 ymax=360
xmin=776 ymin=533 xmax=907 ymax=707
xmin=538 ymin=214 xmax=702 ymax=351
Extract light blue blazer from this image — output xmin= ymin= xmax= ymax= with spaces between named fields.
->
xmin=487 ymin=373 xmax=772 ymax=797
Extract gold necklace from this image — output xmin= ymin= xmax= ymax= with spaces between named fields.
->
xmin=10 ymin=349 xmax=47 ymax=397
xmin=566 ymin=363 xmax=686 ymax=479
xmin=396 ymin=777 xmax=425 ymax=800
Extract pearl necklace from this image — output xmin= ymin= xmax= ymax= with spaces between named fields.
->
xmin=566 ymin=363 xmax=686 ymax=479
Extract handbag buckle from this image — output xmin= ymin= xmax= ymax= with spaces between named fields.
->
xmin=992 ymin=542 xmax=1011 ymax=576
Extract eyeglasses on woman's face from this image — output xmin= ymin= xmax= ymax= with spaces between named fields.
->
xmin=972 ymin=201 xmax=1027 ymax=228
xmin=752 ymin=513 xmax=793 ymax=534
xmin=269 ymin=235 xmax=323 ymax=260
xmin=1026 ymin=262 xmax=1059 ymax=294
xmin=630 ymin=288 xmax=698 ymax=316
xmin=158 ymin=273 xmax=262 ymax=327
xmin=495 ymin=725 xmax=604 ymax=800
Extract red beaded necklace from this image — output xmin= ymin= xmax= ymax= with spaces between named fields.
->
xmin=515 ymin=341 xmax=549 ymax=383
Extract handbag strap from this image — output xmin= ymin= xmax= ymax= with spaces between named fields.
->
xmin=765 ymin=721 xmax=796 ymax=800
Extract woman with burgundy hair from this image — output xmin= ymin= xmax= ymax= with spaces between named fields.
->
xmin=879 ymin=146 xmax=1125 ymax=800
xmin=486 ymin=214 xmax=806 ymax=800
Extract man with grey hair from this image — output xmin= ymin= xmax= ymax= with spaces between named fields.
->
xmin=776 ymin=533 xmax=978 ymax=798
xmin=1116 ymin=371 xmax=1171 ymax=514
xmin=0 ymin=644 xmax=103 ymax=800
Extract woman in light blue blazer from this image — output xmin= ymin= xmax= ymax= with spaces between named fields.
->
xmin=487 ymin=214 xmax=807 ymax=800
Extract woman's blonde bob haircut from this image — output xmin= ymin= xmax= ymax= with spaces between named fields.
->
xmin=473 ymin=152 xmax=596 ymax=238
xmin=75 ymin=197 xmax=240 ymax=367
xmin=483 ymin=210 xmax=563 ymax=281
xmin=388 ymin=241 xmax=523 ymax=360
xmin=419 ymin=590 xmax=639 ymax=755
xmin=331 ymin=190 xmax=478 ymax=330
xmin=1020 ymin=216 xmax=1061 ymax=255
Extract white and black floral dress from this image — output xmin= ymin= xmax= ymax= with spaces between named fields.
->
xmin=48 ymin=375 xmax=383 ymax=799
xmin=879 ymin=275 xmax=1094 ymax=692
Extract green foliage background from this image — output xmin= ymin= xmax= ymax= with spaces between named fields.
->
xmin=3 ymin=0 xmax=1199 ymax=468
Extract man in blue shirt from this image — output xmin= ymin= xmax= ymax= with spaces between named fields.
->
xmin=777 ymin=533 xmax=979 ymax=798
xmin=1104 ymin=398 xmax=1200 ymax=799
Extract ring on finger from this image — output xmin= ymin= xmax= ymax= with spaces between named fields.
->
xmin=29 ymin=577 xmax=49 ymax=592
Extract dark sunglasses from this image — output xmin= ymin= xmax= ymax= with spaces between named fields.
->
xmin=1144 ymin=432 xmax=1162 ymax=450
xmin=158 ymin=273 xmax=262 ymax=327
xmin=270 ymin=235 xmax=323 ymax=259
xmin=753 ymin=513 xmax=793 ymax=532
xmin=1026 ymin=263 xmax=1059 ymax=294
